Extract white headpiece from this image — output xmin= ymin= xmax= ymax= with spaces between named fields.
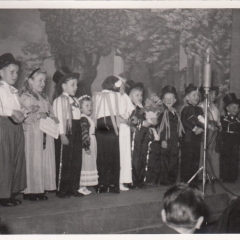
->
xmin=114 ymin=76 xmax=126 ymax=88
xmin=78 ymin=95 xmax=91 ymax=102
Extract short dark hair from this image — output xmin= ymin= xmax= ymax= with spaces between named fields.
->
xmin=163 ymin=183 xmax=206 ymax=229
xmin=102 ymin=76 xmax=120 ymax=92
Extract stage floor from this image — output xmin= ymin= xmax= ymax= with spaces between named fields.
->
xmin=0 ymin=179 xmax=240 ymax=234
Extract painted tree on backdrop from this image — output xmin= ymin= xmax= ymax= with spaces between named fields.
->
xmin=39 ymin=9 xmax=128 ymax=96
xmin=117 ymin=9 xmax=232 ymax=98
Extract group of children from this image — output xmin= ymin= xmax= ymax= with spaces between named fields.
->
xmin=0 ymin=52 xmax=240 ymax=208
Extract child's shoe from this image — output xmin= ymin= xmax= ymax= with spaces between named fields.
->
xmin=78 ymin=187 xmax=91 ymax=195
xmin=120 ymin=184 xmax=129 ymax=191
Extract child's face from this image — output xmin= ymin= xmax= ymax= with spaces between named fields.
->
xmin=130 ymin=89 xmax=143 ymax=105
xmin=186 ymin=90 xmax=199 ymax=106
xmin=226 ymin=103 xmax=240 ymax=116
xmin=163 ymin=93 xmax=176 ymax=109
xmin=209 ymin=91 xmax=217 ymax=103
xmin=0 ymin=64 xmax=19 ymax=85
xmin=81 ymin=100 xmax=93 ymax=116
xmin=62 ymin=78 xmax=78 ymax=96
xmin=29 ymin=73 xmax=46 ymax=93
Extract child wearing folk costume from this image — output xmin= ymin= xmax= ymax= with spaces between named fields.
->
xmin=92 ymin=76 xmax=128 ymax=194
xmin=180 ymin=84 xmax=204 ymax=183
xmin=20 ymin=68 xmax=57 ymax=201
xmin=198 ymin=87 xmax=221 ymax=180
xmin=131 ymin=93 xmax=162 ymax=189
xmin=53 ymin=68 xmax=83 ymax=198
xmin=78 ymin=95 xmax=98 ymax=195
xmin=158 ymin=85 xmax=184 ymax=186
xmin=0 ymin=53 xmax=27 ymax=207
xmin=219 ymin=93 xmax=240 ymax=183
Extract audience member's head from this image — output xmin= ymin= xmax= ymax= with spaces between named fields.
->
xmin=161 ymin=183 xmax=206 ymax=234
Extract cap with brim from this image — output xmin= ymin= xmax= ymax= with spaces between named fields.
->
xmin=161 ymin=85 xmax=178 ymax=99
xmin=126 ymin=80 xmax=144 ymax=95
xmin=0 ymin=53 xmax=21 ymax=70
xmin=185 ymin=84 xmax=198 ymax=96
xmin=53 ymin=66 xmax=80 ymax=85
xmin=223 ymin=93 xmax=240 ymax=107
xmin=57 ymin=73 xmax=80 ymax=86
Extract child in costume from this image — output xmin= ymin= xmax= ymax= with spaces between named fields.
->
xmin=20 ymin=68 xmax=57 ymax=201
xmin=180 ymin=84 xmax=204 ymax=183
xmin=158 ymin=85 xmax=184 ymax=186
xmin=198 ymin=86 xmax=221 ymax=181
xmin=131 ymin=93 xmax=162 ymax=189
xmin=119 ymin=81 xmax=135 ymax=191
xmin=53 ymin=68 xmax=83 ymax=198
xmin=0 ymin=53 xmax=27 ymax=207
xmin=220 ymin=93 xmax=240 ymax=183
xmin=78 ymin=95 xmax=98 ymax=195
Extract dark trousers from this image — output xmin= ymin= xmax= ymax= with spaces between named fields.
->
xmin=145 ymin=141 xmax=161 ymax=184
xmin=220 ymin=134 xmax=239 ymax=182
xmin=160 ymin=138 xmax=178 ymax=184
xmin=0 ymin=117 xmax=26 ymax=199
xmin=132 ymin=127 xmax=150 ymax=186
xmin=55 ymin=120 xmax=82 ymax=194
xmin=181 ymin=140 xmax=201 ymax=183
xmin=96 ymin=117 xmax=120 ymax=187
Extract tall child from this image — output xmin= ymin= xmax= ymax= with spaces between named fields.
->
xmin=0 ymin=53 xmax=26 ymax=207
xmin=92 ymin=76 xmax=126 ymax=194
xmin=78 ymin=95 xmax=98 ymax=195
xmin=158 ymin=85 xmax=184 ymax=186
xmin=53 ymin=68 xmax=83 ymax=198
xmin=220 ymin=93 xmax=240 ymax=183
xmin=180 ymin=84 xmax=204 ymax=183
xmin=20 ymin=68 xmax=57 ymax=201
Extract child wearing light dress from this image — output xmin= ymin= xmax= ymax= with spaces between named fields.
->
xmin=78 ymin=95 xmax=98 ymax=195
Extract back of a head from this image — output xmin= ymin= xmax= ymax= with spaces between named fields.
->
xmin=163 ymin=183 xmax=206 ymax=229
xmin=102 ymin=76 xmax=119 ymax=92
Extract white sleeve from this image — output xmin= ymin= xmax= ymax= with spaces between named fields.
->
xmin=0 ymin=88 xmax=13 ymax=116
xmin=53 ymin=97 xmax=65 ymax=135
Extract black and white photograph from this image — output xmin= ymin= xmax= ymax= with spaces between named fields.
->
xmin=0 ymin=1 xmax=240 ymax=235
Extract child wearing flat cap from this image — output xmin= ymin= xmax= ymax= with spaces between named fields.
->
xmin=180 ymin=84 xmax=204 ymax=183
xmin=0 ymin=53 xmax=27 ymax=207
xmin=158 ymin=85 xmax=184 ymax=186
xmin=220 ymin=93 xmax=240 ymax=183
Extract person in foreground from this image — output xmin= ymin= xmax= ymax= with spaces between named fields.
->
xmin=160 ymin=183 xmax=205 ymax=234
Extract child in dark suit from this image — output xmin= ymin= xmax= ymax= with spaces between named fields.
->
xmin=180 ymin=84 xmax=204 ymax=183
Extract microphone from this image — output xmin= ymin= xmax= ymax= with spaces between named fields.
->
xmin=203 ymin=47 xmax=211 ymax=91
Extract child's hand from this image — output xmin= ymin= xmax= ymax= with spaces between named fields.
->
xmin=29 ymin=105 xmax=40 ymax=113
xmin=60 ymin=134 xmax=69 ymax=145
xmin=131 ymin=116 xmax=138 ymax=125
xmin=195 ymin=127 xmax=204 ymax=135
xmin=161 ymin=140 xmax=168 ymax=149
xmin=142 ymin=120 xmax=151 ymax=128
xmin=12 ymin=110 xmax=25 ymax=123
xmin=38 ymin=112 xmax=48 ymax=119
xmin=198 ymin=115 xmax=205 ymax=125
xmin=119 ymin=116 xmax=126 ymax=124
xmin=86 ymin=149 xmax=91 ymax=155
xmin=52 ymin=117 xmax=60 ymax=124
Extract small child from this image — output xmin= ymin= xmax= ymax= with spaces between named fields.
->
xmin=20 ymin=68 xmax=57 ymax=201
xmin=0 ymin=53 xmax=27 ymax=207
xmin=131 ymin=93 xmax=162 ymax=189
xmin=181 ymin=84 xmax=204 ymax=183
xmin=220 ymin=93 xmax=240 ymax=183
xmin=53 ymin=68 xmax=83 ymax=198
xmin=78 ymin=95 xmax=98 ymax=195
xmin=161 ymin=183 xmax=205 ymax=233
xmin=158 ymin=85 xmax=184 ymax=186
